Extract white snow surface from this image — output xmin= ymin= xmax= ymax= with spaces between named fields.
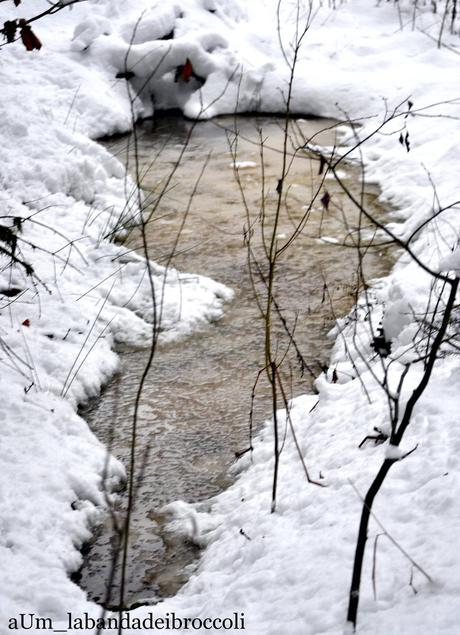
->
xmin=1 ymin=0 xmax=460 ymax=634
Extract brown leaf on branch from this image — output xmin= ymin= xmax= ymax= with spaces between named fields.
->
xmin=3 ymin=20 xmax=18 ymax=43
xmin=19 ymin=20 xmax=42 ymax=51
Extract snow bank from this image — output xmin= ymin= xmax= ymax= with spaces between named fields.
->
xmin=0 ymin=0 xmax=234 ymax=626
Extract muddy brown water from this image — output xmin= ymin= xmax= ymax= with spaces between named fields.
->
xmin=78 ymin=115 xmax=392 ymax=607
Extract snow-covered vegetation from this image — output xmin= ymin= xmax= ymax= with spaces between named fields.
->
xmin=1 ymin=0 xmax=460 ymax=633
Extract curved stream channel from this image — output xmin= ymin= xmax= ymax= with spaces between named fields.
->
xmin=78 ymin=115 xmax=392 ymax=607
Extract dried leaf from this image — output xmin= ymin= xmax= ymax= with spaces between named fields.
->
xmin=180 ymin=58 xmax=193 ymax=82
xmin=22 ymin=319 xmax=30 ymax=327
xmin=405 ymin=131 xmax=410 ymax=152
xmin=320 ymin=190 xmax=331 ymax=211
xmin=19 ymin=22 xmax=42 ymax=51
xmin=115 ymin=70 xmax=135 ymax=80
xmin=0 ymin=287 xmax=23 ymax=298
xmin=3 ymin=20 xmax=17 ymax=43
xmin=318 ymin=154 xmax=326 ymax=175
xmin=0 ymin=225 xmax=17 ymax=251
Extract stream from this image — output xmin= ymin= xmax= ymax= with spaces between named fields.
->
xmin=78 ymin=114 xmax=392 ymax=608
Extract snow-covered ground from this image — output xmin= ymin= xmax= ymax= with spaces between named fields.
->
xmin=1 ymin=0 xmax=460 ymax=633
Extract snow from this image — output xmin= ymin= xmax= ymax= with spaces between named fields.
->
xmin=0 ymin=0 xmax=234 ymax=627
xmin=385 ymin=445 xmax=407 ymax=461
xmin=1 ymin=0 xmax=460 ymax=634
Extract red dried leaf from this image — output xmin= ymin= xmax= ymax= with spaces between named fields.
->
xmin=22 ymin=319 xmax=30 ymax=327
xmin=20 ymin=24 xmax=42 ymax=51
xmin=181 ymin=58 xmax=193 ymax=82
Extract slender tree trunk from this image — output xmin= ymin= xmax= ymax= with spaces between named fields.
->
xmin=347 ymin=459 xmax=394 ymax=627
xmin=347 ymin=277 xmax=458 ymax=629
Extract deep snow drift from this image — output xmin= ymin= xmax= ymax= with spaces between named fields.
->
xmin=1 ymin=0 xmax=460 ymax=634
